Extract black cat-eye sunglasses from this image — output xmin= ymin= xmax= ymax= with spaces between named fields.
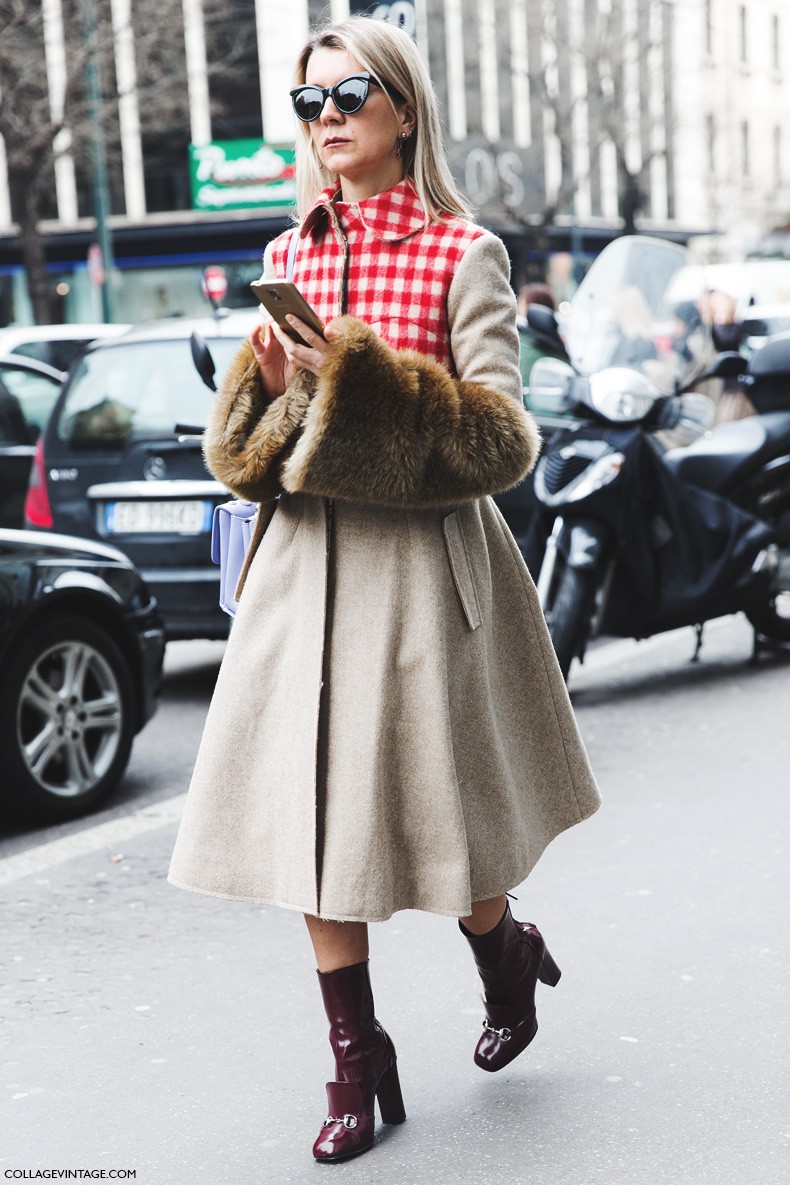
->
xmin=289 ymin=72 xmax=382 ymax=123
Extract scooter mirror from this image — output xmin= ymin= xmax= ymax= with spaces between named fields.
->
xmin=696 ymin=351 xmax=748 ymax=382
xmin=528 ymin=357 xmax=576 ymax=414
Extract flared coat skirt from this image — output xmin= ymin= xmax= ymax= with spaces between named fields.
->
xmin=168 ymin=492 xmax=600 ymax=921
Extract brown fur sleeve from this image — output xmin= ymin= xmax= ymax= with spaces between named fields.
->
xmin=202 ymin=339 xmax=315 ymax=502
xmin=279 ymin=317 xmax=540 ymax=507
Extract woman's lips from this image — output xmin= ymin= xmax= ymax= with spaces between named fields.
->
xmin=324 ymin=139 xmax=350 ymax=148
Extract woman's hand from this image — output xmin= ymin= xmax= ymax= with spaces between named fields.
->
xmin=250 ymin=322 xmax=296 ymax=401
xmin=270 ymin=316 xmax=336 ymax=379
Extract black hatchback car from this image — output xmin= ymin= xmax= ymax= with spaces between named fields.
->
xmin=0 ymin=355 xmax=65 ymax=528
xmin=0 ymin=528 xmax=164 ymax=824
xmin=25 ymin=313 xmax=257 ymax=639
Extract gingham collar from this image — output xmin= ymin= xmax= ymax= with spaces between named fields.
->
xmin=301 ymin=178 xmax=427 ymax=243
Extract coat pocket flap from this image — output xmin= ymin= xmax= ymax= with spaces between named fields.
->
xmin=443 ymin=511 xmax=482 ymax=630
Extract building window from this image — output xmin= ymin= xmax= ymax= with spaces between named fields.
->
xmin=739 ymin=4 xmax=748 ymax=63
xmin=741 ymin=120 xmax=750 ymax=177
xmin=205 ymin=0 xmax=262 ymax=141
xmin=705 ymin=0 xmax=713 ymax=56
xmin=774 ymin=126 xmax=783 ymax=189
xmin=772 ymin=13 xmax=781 ymax=72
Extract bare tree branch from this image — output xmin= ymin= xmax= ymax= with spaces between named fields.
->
xmin=0 ymin=0 xmax=256 ymax=321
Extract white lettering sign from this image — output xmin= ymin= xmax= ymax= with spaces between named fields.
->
xmin=193 ymin=144 xmax=287 ymax=185
xmin=462 ymin=146 xmax=532 ymax=211
xmin=351 ymin=1 xmax=417 ymax=36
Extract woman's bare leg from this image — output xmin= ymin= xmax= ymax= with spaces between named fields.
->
xmin=304 ymin=914 xmax=369 ymax=972
xmin=306 ymin=899 xmax=506 ymax=964
xmin=459 ymin=894 xmax=508 ymax=936
xmin=307 ymin=916 xmax=404 ymax=1161
xmin=459 ymin=894 xmax=560 ymax=1072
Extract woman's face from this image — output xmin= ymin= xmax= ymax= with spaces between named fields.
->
xmin=303 ymin=47 xmax=413 ymax=201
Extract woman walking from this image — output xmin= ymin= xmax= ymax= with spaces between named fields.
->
xmin=168 ymin=15 xmax=599 ymax=1163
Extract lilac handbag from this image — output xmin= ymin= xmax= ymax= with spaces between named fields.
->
xmin=211 ymin=499 xmax=259 ymax=617
xmin=210 ymin=230 xmax=299 ymax=618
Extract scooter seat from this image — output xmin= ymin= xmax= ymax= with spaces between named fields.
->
xmin=663 ymin=412 xmax=790 ymax=493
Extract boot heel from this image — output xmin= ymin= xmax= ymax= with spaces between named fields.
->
xmin=376 ymin=1061 xmax=406 ymax=1125
xmin=538 ymin=948 xmax=561 ymax=987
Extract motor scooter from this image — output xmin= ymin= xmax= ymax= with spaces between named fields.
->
xmin=528 ymin=236 xmax=790 ymax=679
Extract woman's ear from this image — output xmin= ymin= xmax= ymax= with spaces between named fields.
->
xmin=400 ymin=104 xmax=417 ymax=137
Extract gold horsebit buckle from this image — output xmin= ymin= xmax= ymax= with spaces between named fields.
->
xmin=323 ymin=1114 xmax=358 ymax=1129
xmin=482 ymin=1018 xmax=512 ymax=1041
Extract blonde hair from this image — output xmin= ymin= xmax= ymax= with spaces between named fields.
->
xmin=293 ymin=17 xmax=472 ymax=224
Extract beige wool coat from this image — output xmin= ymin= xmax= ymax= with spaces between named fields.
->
xmin=168 ymin=193 xmax=600 ymax=922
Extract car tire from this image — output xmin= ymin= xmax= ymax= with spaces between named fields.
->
xmin=0 ymin=614 xmax=136 ymax=823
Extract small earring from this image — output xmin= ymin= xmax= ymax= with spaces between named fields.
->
xmin=396 ymin=131 xmax=411 ymax=160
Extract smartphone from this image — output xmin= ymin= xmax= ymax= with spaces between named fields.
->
xmin=250 ymin=279 xmax=325 ymax=346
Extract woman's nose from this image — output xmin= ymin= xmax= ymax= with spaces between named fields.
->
xmin=319 ymin=97 xmax=344 ymax=123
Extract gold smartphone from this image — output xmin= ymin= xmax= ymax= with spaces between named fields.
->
xmin=250 ymin=279 xmax=325 ymax=346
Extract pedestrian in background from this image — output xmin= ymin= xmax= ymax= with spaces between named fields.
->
xmin=516 ymin=281 xmax=568 ymax=393
xmin=505 ymin=282 xmax=569 ymax=572
xmin=168 ymin=15 xmax=599 ymax=1165
xmin=704 ymin=289 xmax=756 ymax=423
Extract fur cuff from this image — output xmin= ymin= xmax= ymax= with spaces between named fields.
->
xmin=280 ymin=317 xmax=541 ymax=507
xmin=202 ymin=339 xmax=315 ymax=502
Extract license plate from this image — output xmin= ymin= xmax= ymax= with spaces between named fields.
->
xmin=105 ymin=500 xmax=212 ymax=535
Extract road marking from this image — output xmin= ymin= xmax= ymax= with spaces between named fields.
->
xmin=0 ymin=794 xmax=186 ymax=886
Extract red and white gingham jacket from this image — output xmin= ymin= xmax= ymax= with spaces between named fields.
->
xmin=265 ymin=179 xmax=489 ymax=375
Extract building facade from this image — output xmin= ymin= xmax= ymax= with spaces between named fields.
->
xmin=673 ymin=0 xmax=790 ymax=266
xmin=0 ymin=0 xmax=788 ymax=325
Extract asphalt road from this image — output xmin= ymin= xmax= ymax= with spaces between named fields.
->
xmin=2 ymin=618 xmax=789 ymax=1185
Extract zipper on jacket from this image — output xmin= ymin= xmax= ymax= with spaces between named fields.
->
xmin=325 ymin=200 xmax=350 ymax=318
xmin=314 ymin=493 xmax=335 ymax=917
xmin=313 ymin=199 xmax=347 ymax=917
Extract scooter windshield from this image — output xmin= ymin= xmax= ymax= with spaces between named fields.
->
xmin=562 ymin=237 xmax=713 ymax=395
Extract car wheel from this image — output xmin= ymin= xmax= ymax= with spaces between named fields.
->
xmin=0 ymin=615 xmax=135 ymax=823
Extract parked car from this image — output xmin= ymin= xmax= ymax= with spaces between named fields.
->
xmin=25 ymin=312 xmax=258 ymax=640
xmin=0 ymin=322 xmax=130 ymax=372
xmin=741 ymin=304 xmax=790 ymax=352
xmin=0 ymin=528 xmax=165 ymax=823
xmin=0 ymin=355 xmax=66 ymax=528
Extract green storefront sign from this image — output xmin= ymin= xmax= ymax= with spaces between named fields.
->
xmin=189 ymin=139 xmax=296 ymax=211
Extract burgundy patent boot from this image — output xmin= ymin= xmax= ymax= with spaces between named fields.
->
xmin=312 ymin=960 xmax=406 ymax=1163
xmin=460 ymin=903 xmax=561 ymax=1072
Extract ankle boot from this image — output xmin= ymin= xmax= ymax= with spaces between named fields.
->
xmin=312 ymin=960 xmax=406 ymax=1162
xmin=460 ymin=903 xmax=561 ymax=1072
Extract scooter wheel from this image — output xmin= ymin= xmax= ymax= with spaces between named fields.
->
xmin=746 ymin=594 xmax=790 ymax=644
xmin=545 ymin=564 xmax=595 ymax=680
